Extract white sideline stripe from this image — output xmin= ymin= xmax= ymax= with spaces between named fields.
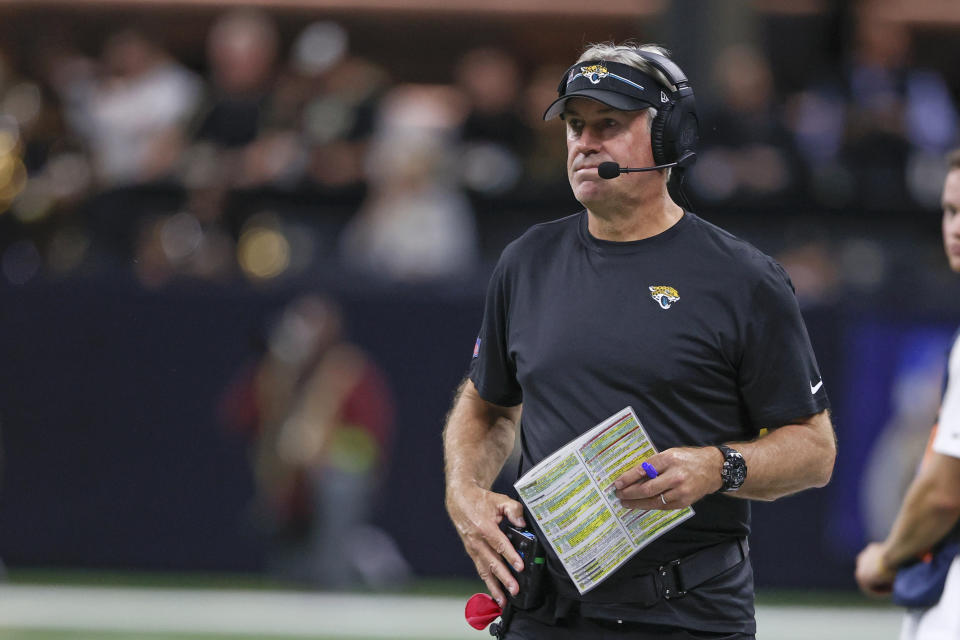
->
xmin=756 ymin=605 xmax=901 ymax=640
xmin=0 ymin=585 xmax=905 ymax=639
xmin=0 ymin=586 xmax=478 ymax=638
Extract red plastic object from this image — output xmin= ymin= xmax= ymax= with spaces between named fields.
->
xmin=465 ymin=593 xmax=502 ymax=630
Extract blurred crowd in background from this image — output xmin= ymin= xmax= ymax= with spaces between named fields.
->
xmin=0 ymin=4 xmax=957 ymax=302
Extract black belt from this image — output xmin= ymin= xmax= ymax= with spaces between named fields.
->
xmin=653 ymin=537 xmax=749 ymax=601
xmin=555 ymin=537 xmax=749 ymax=606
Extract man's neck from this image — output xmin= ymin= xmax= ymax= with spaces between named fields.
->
xmin=586 ymin=191 xmax=684 ymax=242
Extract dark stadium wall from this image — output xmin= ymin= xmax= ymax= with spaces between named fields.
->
xmin=0 ymin=275 xmax=950 ymax=590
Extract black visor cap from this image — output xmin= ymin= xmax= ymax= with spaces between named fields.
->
xmin=543 ymin=60 xmax=668 ymax=121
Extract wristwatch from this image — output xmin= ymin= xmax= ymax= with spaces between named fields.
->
xmin=715 ymin=444 xmax=747 ymax=493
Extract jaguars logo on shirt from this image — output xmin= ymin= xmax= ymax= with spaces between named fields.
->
xmin=649 ymin=285 xmax=680 ymax=310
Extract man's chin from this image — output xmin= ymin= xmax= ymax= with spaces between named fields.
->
xmin=573 ymin=182 xmax=604 ymax=203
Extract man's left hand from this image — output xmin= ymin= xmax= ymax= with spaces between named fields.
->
xmin=613 ymin=447 xmax=723 ymax=510
xmin=855 ymin=542 xmax=896 ymax=597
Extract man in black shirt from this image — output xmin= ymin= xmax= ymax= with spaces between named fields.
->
xmin=444 ymin=43 xmax=836 ymax=639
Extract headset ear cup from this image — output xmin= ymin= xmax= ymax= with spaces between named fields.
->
xmin=674 ymin=97 xmax=699 ymax=164
xmin=652 ymin=98 xmax=699 ymax=168
xmin=650 ymin=103 xmax=673 ymax=166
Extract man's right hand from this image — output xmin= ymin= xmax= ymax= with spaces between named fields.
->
xmin=446 ymin=483 xmax=527 ymax=607
xmin=855 ymin=542 xmax=896 ymax=597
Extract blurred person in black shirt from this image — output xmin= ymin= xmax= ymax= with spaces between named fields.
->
xmin=455 ymin=47 xmax=532 ymax=200
xmin=270 ymin=21 xmax=388 ymax=198
xmin=691 ymin=44 xmax=804 ymax=211
xmin=193 ymin=8 xmax=279 ymax=149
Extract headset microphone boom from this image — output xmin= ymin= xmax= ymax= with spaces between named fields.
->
xmin=597 ymin=151 xmax=697 ymax=179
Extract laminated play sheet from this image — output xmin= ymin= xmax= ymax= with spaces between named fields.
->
xmin=515 ymin=407 xmax=694 ymax=593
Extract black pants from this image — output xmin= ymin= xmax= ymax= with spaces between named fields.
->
xmin=504 ymin=611 xmax=755 ymax=640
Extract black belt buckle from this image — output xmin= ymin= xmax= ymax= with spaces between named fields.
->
xmin=658 ymin=558 xmax=687 ymax=600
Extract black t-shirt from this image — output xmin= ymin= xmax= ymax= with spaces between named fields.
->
xmin=468 ymin=210 xmax=830 ymax=632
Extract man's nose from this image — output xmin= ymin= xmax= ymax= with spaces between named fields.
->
xmin=574 ymin=127 xmax=602 ymax=154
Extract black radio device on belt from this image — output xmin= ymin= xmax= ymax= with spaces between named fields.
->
xmin=502 ymin=522 xmax=546 ymax=610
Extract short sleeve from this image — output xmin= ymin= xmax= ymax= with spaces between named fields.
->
xmin=933 ymin=333 xmax=960 ymax=459
xmin=737 ymin=261 xmax=830 ymax=429
xmin=468 ymin=259 xmax=523 ymax=407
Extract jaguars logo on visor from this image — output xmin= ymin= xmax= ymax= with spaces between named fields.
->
xmin=567 ymin=62 xmax=646 ymax=92
xmin=579 ymin=64 xmax=609 ymax=84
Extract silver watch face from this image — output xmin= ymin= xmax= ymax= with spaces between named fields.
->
xmin=721 ymin=451 xmax=746 ymax=491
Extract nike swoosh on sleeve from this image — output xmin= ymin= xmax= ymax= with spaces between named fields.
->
xmin=810 ymin=380 xmax=823 ymax=394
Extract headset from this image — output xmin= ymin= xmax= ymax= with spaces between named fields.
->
xmin=632 ymin=49 xmax=699 ymax=169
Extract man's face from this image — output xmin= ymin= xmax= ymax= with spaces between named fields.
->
xmin=943 ymin=169 xmax=960 ymax=273
xmin=563 ymin=98 xmax=656 ymax=209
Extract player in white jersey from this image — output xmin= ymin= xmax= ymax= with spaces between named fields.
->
xmin=856 ymin=148 xmax=960 ymax=639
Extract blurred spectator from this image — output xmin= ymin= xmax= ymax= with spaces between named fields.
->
xmin=270 ymin=21 xmax=388 ymax=195
xmin=2 ymin=46 xmax=69 ymax=192
xmin=129 ymin=9 xmax=284 ymax=288
xmin=221 ymin=294 xmax=409 ymax=588
xmin=193 ymin=8 xmax=279 ymax=150
xmin=52 ymin=29 xmax=202 ymax=188
xmin=0 ymin=49 xmax=34 ymax=218
xmin=132 ymin=209 xmax=236 ymax=288
xmin=32 ymin=30 xmax=205 ymax=278
xmin=517 ymin=63 xmax=569 ymax=200
xmin=787 ymin=7 xmax=959 ymax=212
xmin=148 ymin=18 xmax=390 ymax=289
xmin=1 ymin=43 xmax=94 ymax=283
xmin=300 ymin=54 xmax=387 ymax=194
xmin=691 ymin=44 xmax=804 ymax=210
xmin=454 ymin=47 xmax=531 ymax=197
xmin=339 ymin=84 xmax=479 ymax=281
